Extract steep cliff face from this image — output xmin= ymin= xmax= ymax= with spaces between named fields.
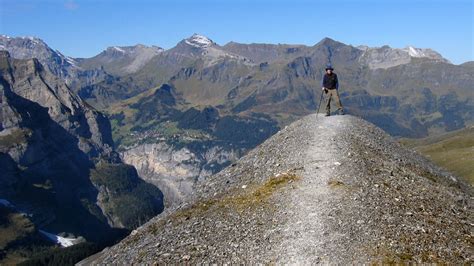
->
xmin=85 ymin=115 xmax=472 ymax=264
xmin=0 ymin=51 xmax=113 ymax=156
xmin=121 ymin=142 xmax=241 ymax=206
xmin=0 ymin=51 xmax=163 ymax=250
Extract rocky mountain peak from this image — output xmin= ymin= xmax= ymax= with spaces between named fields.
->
xmin=107 ymin=46 xmax=127 ymax=54
xmin=167 ymin=34 xmax=251 ymax=67
xmin=103 ymin=44 xmax=163 ymax=55
xmin=0 ymin=35 xmax=81 ymax=70
xmin=315 ymin=37 xmax=345 ymax=47
xmin=403 ymin=46 xmax=447 ymax=61
xmin=0 ymin=34 xmax=44 ymax=45
xmin=357 ymin=44 xmax=450 ymax=69
xmin=184 ymin=33 xmax=216 ymax=48
xmin=0 ymin=35 xmax=56 ymax=58
xmin=77 ymin=44 xmax=164 ymax=76
xmin=0 ymin=34 xmax=80 ymax=82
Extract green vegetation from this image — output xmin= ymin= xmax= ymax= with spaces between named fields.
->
xmin=0 ymin=206 xmax=54 ymax=265
xmin=90 ymin=162 xmax=164 ymax=228
xmin=0 ymin=207 xmax=36 ymax=250
xmin=91 ymin=162 xmax=139 ymax=193
xmin=171 ymin=172 xmax=299 ymax=221
xmin=401 ymin=126 xmax=474 ymax=185
xmin=108 ymin=97 xmax=278 ymax=151
xmin=19 ymin=242 xmax=100 ymax=266
xmin=327 ymin=179 xmax=346 ymax=189
xmin=80 ymin=198 xmax=108 ymax=224
xmin=141 ymin=172 xmax=300 ymax=239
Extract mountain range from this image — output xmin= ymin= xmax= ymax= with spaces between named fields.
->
xmin=2 ymin=32 xmax=472 ymax=211
xmin=3 ymin=34 xmax=470 ymax=129
xmin=0 ymin=33 xmax=472 ymax=263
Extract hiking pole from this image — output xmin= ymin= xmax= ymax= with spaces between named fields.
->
xmin=316 ymin=89 xmax=324 ymax=118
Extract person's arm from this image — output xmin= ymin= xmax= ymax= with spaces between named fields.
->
xmin=321 ymin=75 xmax=326 ymax=90
xmin=335 ymin=74 xmax=339 ymax=90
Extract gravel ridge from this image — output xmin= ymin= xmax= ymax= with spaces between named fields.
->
xmin=82 ymin=114 xmax=473 ymax=264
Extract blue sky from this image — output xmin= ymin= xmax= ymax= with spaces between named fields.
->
xmin=0 ymin=0 xmax=472 ymax=64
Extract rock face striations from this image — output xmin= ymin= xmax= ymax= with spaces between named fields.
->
xmin=0 ymin=51 xmax=163 ymax=245
xmin=86 ymin=114 xmax=472 ymax=264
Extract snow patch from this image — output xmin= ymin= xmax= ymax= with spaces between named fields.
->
xmin=112 ymin=46 xmax=126 ymax=53
xmin=20 ymin=36 xmax=41 ymax=45
xmin=39 ymin=230 xmax=79 ymax=247
xmin=2 ymin=199 xmax=80 ymax=248
xmin=65 ymin=56 xmax=77 ymax=66
xmin=406 ymin=46 xmax=425 ymax=57
xmin=56 ymin=50 xmax=78 ymax=67
xmin=185 ymin=34 xmax=214 ymax=48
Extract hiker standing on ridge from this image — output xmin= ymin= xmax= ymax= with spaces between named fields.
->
xmin=321 ymin=65 xmax=344 ymax=116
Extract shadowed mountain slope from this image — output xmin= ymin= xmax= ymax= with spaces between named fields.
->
xmin=0 ymin=51 xmax=164 ymax=263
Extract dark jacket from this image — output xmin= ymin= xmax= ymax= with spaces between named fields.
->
xmin=321 ymin=73 xmax=339 ymax=89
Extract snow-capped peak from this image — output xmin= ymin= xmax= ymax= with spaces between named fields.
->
xmin=184 ymin=34 xmax=215 ymax=48
xmin=112 ymin=46 xmax=126 ymax=53
xmin=406 ymin=46 xmax=425 ymax=57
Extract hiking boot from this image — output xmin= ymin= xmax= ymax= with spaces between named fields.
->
xmin=339 ymin=110 xmax=345 ymax=115
xmin=325 ymin=112 xmax=330 ymax=117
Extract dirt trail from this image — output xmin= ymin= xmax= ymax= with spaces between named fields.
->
xmin=274 ymin=116 xmax=356 ymax=263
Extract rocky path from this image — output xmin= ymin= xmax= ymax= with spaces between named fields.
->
xmin=273 ymin=115 xmax=357 ymax=263
xmin=84 ymin=114 xmax=473 ymax=265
